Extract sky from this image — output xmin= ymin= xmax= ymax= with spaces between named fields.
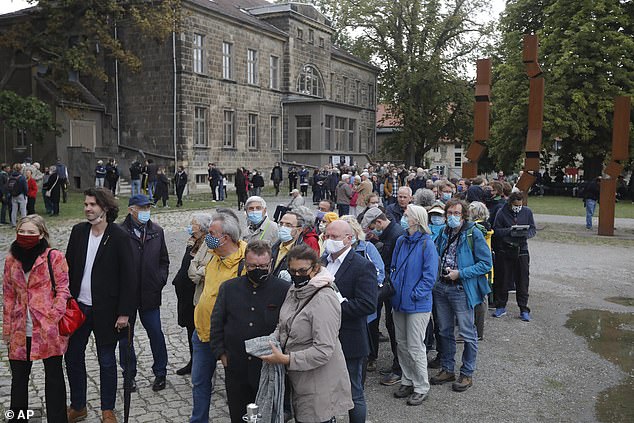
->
xmin=0 ymin=0 xmax=508 ymax=20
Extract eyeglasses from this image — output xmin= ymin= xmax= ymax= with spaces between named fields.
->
xmin=288 ymin=266 xmax=313 ymax=276
xmin=279 ymin=222 xmax=300 ymax=228
xmin=446 ymin=212 xmax=463 ymax=217
xmin=245 ymin=264 xmax=270 ymax=271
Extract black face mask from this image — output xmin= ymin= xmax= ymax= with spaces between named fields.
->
xmin=290 ymin=274 xmax=311 ymax=288
xmin=247 ymin=268 xmax=269 ymax=285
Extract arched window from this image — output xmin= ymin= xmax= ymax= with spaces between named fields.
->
xmin=297 ymin=64 xmax=324 ymax=97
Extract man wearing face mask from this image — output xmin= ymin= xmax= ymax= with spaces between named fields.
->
xmin=438 ymin=181 xmax=455 ymax=204
xmin=118 ymin=194 xmax=170 ymax=392
xmin=314 ymin=199 xmax=335 ymax=234
xmin=432 ymin=199 xmax=491 ymax=393
xmin=385 ymin=186 xmax=412 ymax=224
xmin=191 ymin=212 xmax=247 ymax=422
xmin=322 ymin=220 xmax=377 ymax=423
xmin=65 ymin=188 xmax=136 ymax=423
xmin=210 ymin=241 xmax=289 ymax=423
xmin=270 ymin=212 xmax=306 ymax=279
xmin=243 ymin=196 xmax=278 ymax=244
xmin=492 ymin=192 xmax=536 ymax=321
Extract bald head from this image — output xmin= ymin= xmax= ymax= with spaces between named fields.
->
xmin=326 ymin=220 xmax=353 ymax=237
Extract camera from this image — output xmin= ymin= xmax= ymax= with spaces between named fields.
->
xmin=442 ymin=267 xmax=451 ymax=279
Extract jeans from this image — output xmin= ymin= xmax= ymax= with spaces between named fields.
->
xmin=147 ymin=180 xmax=157 ymax=200
xmin=190 ymin=330 xmax=216 ymax=423
xmin=65 ymin=303 xmax=118 ymax=411
xmin=393 ymin=311 xmax=431 ymax=394
xmin=345 ymin=357 xmax=366 ymax=423
xmin=433 ymin=282 xmax=478 ymax=377
xmin=42 ymin=191 xmax=52 ymax=214
xmin=10 ymin=337 xmax=67 ymax=422
xmin=585 ymin=198 xmax=596 ymax=228
xmin=218 ymin=183 xmax=225 ymax=201
xmin=95 ymin=177 xmax=105 ymax=187
xmin=131 ymin=179 xmax=141 ymax=196
xmin=337 ymin=204 xmax=350 ymax=216
xmin=10 ymin=194 xmax=27 ymax=226
xmin=118 ymin=308 xmax=168 ymax=379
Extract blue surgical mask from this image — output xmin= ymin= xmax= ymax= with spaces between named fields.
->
xmin=186 ymin=225 xmax=193 ymax=236
xmin=372 ymin=228 xmax=383 ymax=237
xmin=316 ymin=211 xmax=326 ymax=220
xmin=442 ymin=192 xmax=452 ymax=202
xmin=278 ymin=226 xmax=293 ymax=243
xmin=137 ymin=210 xmax=151 ymax=224
xmin=457 ymin=185 xmax=463 ymax=192
xmin=447 ymin=215 xmax=462 ymax=229
xmin=205 ymin=233 xmax=223 ymax=249
xmin=431 ymin=215 xmax=445 ymax=226
xmin=400 ymin=216 xmax=409 ymax=231
xmin=247 ymin=211 xmax=264 ymax=225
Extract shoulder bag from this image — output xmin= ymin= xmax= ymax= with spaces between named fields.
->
xmin=48 ymin=249 xmax=86 ymax=336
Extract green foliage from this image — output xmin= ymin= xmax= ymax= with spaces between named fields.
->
xmin=0 ymin=90 xmax=59 ymax=141
xmin=490 ymin=0 xmax=634 ymax=177
xmin=0 ymin=0 xmax=182 ymax=84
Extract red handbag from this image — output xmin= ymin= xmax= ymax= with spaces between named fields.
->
xmin=47 ymin=250 xmax=86 ymax=336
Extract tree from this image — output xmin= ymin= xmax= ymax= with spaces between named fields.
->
xmin=0 ymin=90 xmax=59 ymax=141
xmin=321 ymin=0 xmax=494 ymax=166
xmin=0 ymin=0 xmax=181 ymax=86
xmin=490 ymin=0 xmax=634 ymax=178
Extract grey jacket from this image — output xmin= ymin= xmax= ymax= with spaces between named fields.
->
xmin=244 ymin=216 xmax=279 ymax=245
xmin=273 ymin=268 xmax=353 ymax=422
xmin=335 ymin=181 xmax=353 ymax=205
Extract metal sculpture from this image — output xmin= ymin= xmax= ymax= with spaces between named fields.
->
xmin=463 ymin=58 xmax=491 ymax=178
xmin=515 ymin=35 xmax=544 ymax=199
xmin=598 ymin=96 xmax=631 ymax=236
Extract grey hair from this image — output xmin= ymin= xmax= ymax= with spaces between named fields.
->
xmin=191 ymin=213 xmax=212 ymax=234
xmin=290 ymin=206 xmax=312 ymax=228
xmin=398 ymin=186 xmax=412 ymax=196
xmin=468 ymin=201 xmax=490 ymax=222
xmin=340 ymin=215 xmax=365 ymax=241
xmin=413 ymin=188 xmax=436 ymax=208
xmin=211 ymin=212 xmax=241 ymax=243
xmin=245 ymin=196 xmax=267 ymax=210
xmin=406 ymin=204 xmax=431 ymax=235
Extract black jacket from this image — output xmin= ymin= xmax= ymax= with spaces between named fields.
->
xmin=322 ymin=249 xmax=377 ymax=359
xmin=174 ymin=171 xmax=188 ymax=189
xmin=251 ymin=174 xmax=264 ymax=188
xmin=210 ymin=275 xmax=290 ymax=386
xmin=271 ymin=237 xmax=307 ymax=278
xmin=492 ymin=204 xmax=536 ymax=253
xmin=385 ymin=202 xmax=406 ymax=224
xmin=378 ymin=220 xmax=405 ymax=277
xmin=65 ymin=222 xmax=136 ymax=346
xmin=120 ymin=215 xmax=170 ymax=311
xmin=172 ymin=245 xmax=196 ymax=328
xmin=129 ymin=162 xmax=142 ymax=180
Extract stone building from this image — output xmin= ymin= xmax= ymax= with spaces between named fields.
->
xmin=0 ymin=0 xmax=378 ymax=191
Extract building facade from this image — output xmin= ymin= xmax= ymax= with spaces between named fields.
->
xmin=0 ymin=0 xmax=377 ymax=191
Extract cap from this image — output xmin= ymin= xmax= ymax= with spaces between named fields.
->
xmin=128 ymin=194 xmax=152 ymax=207
xmin=428 ymin=201 xmax=445 ymax=215
xmin=361 ymin=207 xmax=383 ymax=229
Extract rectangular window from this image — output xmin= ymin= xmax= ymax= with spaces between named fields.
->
xmin=248 ymin=113 xmax=258 ymax=149
xmin=269 ymin=55 xmax=279 ymax=90
xmin=343 ymin=77 xmax=348 ymax=103
xmin=222 ymin=41 xmax=233 ymax=80
xmin=193 ymin=33 xmax=203 ymax=73
xmin=330 ymin=72 xmax=335 ymax=100
xmin=247 ymin=49 xmax=258 ymax=85
xmin=355 ymin=80 xmax=360 ymax=105
xmin=195 ymin=174 xmax=207 ymax=184
xmin=368 ymin=83 xmax=375 ymax=108
xmin=363 ymin=128 xmax=372 ymax=153
xmin=308 ymin=29 xmax=314 ymax=44
xmin=223 ymin=110 xmax=235 ymax=148
xmin=454 ymin=145 xmax=462 ymax=167
xmin=271 ymin=116 xmax=279 ymax=150
xmin=348 ymin=119 xmax=356 ymax=151
xmin=324 ymin=115 xmax=333 ymax=150
xmin=319 ymin=37 xmax=325 ymax=48
xmin=297 ymin=28 xmax=303 ymax=39
xmin=296 ymin=115 xmax=311 ymax=150
xmin=335 ymin=117 xmax=346 ymax=151
xmin=194 ymin=107 xmax=207 ymax=146
xmin=16 ymin=128 xmax=27 ymax=148
xmin=433 ymin=145 xmax=440 ymax=153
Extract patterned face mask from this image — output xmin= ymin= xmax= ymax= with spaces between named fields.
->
xmin=205 ymin=233 xmax=223 ymax=249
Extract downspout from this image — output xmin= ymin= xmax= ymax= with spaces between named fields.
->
xmin=114 ymin=22 xmax=120 ymax=147
xmin=280 ymin=99 xmax=284 ymax=163
xmin=172 ymin=30 xmax=178 ymax=175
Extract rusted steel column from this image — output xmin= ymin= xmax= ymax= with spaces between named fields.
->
xmin=463 ymin=58 xmax=491 ymax=178
xmin=515 ymin=35 xmax=544 ymax=201
xmin=598 ymin=96 xmax=631 ymax=236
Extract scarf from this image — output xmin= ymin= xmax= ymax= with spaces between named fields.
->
xmin=10 ymin=239 xmax=49 ymax=272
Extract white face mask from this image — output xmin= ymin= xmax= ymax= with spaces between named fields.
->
xmin=324 ymin=238 xmax=346 ymax=255
xmin=512 ymin=205 xmax=523 ymax=214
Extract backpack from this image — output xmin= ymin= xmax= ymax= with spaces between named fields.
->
xmin=7 ymin=175 xmax=21 ymax=196
xmin=465 ymin=222 xmax=488 ymax=252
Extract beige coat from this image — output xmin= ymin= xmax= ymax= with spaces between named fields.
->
xmin=188 ymin=246 xmax=213 ymax=306
xmin=357 ymin=179 xmax=373 ymax=207
xmin=274 ymin=268 xmax=353 ymax=422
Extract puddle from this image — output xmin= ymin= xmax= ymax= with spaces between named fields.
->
xmin=566 ymin=309 xmax=634 ymax=422
xmin=605 ymin=297 xmax=634 ymax=307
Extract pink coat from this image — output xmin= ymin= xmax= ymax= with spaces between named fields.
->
xmin=3 ymin=248 xmax=71 ymax=360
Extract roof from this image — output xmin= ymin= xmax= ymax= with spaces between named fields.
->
xmin=376 ymin=104 xmax=401 ymax=128
xmin=331 ymin=46 xmax=380 ymax=72
xmin=0 ymin=6 xmax=38 ymax=20
xmin=35 ymin=76 xmax=105 ymax=111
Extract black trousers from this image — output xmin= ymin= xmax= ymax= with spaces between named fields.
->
xmin=225 ymin=369 xmax=258 ymax=423
xmin=9 ymin=337 xmax=67 ymax=422
xmin=495 ymin=253 xmax=530 ymax=313
xmin=176 ymin=186 xmax=185 ymax=206
xmin=383 ymin=300 xmax=401 ymax=374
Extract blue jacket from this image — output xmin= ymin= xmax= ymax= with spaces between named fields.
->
xmin=429 ymin=224 xmax=444 ymax=242
xmin=354 ymin=240 xmax=385 ymax=285
xmin=436 ymin=222 xmax=492 ymax=309
xmin=390 ymin=231 xmax=439 ymax=313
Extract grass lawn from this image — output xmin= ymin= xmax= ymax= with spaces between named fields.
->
xmin=527 ymin=196 xmax=634 ymax=219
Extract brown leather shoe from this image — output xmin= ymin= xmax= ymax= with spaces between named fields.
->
xmin=102 ymin=410 xmax=118 ymax=423
xmin=430 ymin=369 xmax=456 ymax=385
xmin=67 ymin=407 xmax=87 ymax=423
xmin=452 ymin=374 xmax=473 ymax=392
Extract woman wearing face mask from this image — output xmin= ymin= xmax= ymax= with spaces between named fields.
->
xmin=3 ymin=215 xmax=71 ymax=422
xmin=491 ymin=191 xmax=536 ymax=321
xmin=427 ymin=202 xmax=446 ymax=242
xmin=390 ymin=205 xmax=439 ymax=406
xmin=172 ymin=213 xmax=212 ymax=375
xmin=258 ymin=244 xmax=353 ymax=423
